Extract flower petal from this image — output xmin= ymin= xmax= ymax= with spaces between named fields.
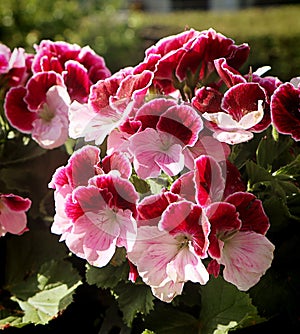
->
xmin=194 ymin=155 xmax=225 ymax=207
xmin=271 ymin=82 xmax=300 ymax=141
xmin=221 ymin=231 xmax=275 ymax=291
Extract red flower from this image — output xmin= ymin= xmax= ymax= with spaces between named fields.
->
xmin=271 ymin=82 xmax=300 ymax=141
xmin=32 ymin=40 xmax=111 ymax=103
xmin=134 ymin=28 xmax=249 ymax=94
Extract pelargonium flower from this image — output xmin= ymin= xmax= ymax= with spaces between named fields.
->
xmin=49 ymin=145 xmax=132 ymax=240
xmin=183 ymin=133 xmax=231 ymax=170
xmin=0 ymin=193 xmax=31 ymax=237
xmin=0 ymin=43 xmax=33 ymax=88
xmin=32 ymin=40 xmax=111 ymax=103
xmin=192 ymin=86 xmax=223 ymax=114
xmin=202 ymin=82 xmax=267 ymax=144
xmin=49 ymin=145 xmax=103 ymax=239
xmin=137 ymin=191 xmax=182 ymax=227
xmin=5 ymin=71 xmax=70 ymax=149
xmin=128 ymin=98 xmax=203 ymax=178
xmin=129 ymin=127 xmax=185 ymax=178
xmin=271 ymin=81 xmax=300 ymax=141
xmin=171 ymin=154 xmax=273 ymax=290
xmin=134 ymin=28 xmax=249 ymax=94
xmin=212 ymin=58 xmax=281 ymax=133
xmin=128 ymin=200 xmax=210 ymax=302
xmin=68 ymin=69 xmax=153 ymax=145
xmin=171 ymin=155 xmax=245 ymax=207
xmin=64 ymin=174 xmax=139 ymax=267
xmin=206 ymin=192 xmax=275 ymax=291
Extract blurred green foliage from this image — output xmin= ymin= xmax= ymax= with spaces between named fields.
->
xmin=130 ymin=5 xmax=300 ymax=81
xmin=1 ymin=1 xmax=300 ymax=79
xmin=0 ymin=0 xmax=140 ymax=73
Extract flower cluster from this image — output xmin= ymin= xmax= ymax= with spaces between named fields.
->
xmin=3 ymin=40 xmax=111 ymax=149
xmin=2 ymin=28 xmax=299 ymax=303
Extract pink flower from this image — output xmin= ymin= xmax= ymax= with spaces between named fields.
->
xmin=134 ymin=28 xmax=249 ymax=94
xmin=137 ymin=191 xmax=182 ymax=227
xmin=213 ymin=58 xmax=280 ymax=132
xmin=5 ymin=71 xmax=71 ymax=149
xmin=271 ymin=81 xmax=300 ymax=141
xmin=206 ymin=192 xmax=274 ymax=291
xmin=218 ymin=231 xmax=275 ymax=291
xmin=171 ymin=155 xmax=245 ymax=207
xmin=0 ymin=194 xmax=31 ymax=237
xmin=128 ymin=98 xmax=203 ymax=178
xmin=49 ymin=145 xmax=103 ymax=239
xmin=129 ymin=128 xmax=185 ymax=178
xmin=49 ymin=145 xmax=132 ymax=240
xmin=128 ymin=200 xmax=210 ymax=302
xmin=192 ymin=86 xmax=223 ymax=114
xmin=68 ymin=69 xmax=153 ymax=145
xmin=64 ymin=174 xmax=138 ymax=267
xmin=32 ymin=40 xmax=111 ymax=103
xmin=68 ymin=99 xmax=133 ymax=146
xmin=183 ymin=134 xmax=230 ymax=170
xmin=0 ymin=44 xmax=32 ymax=88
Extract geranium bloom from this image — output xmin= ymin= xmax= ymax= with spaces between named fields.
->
xmin=212 ymin=58 xmax=282 ymax=132
xmin=170 ymin=155 xmax=274 ymax=290
xmin=32 ymin=40 xmax=111 ymax=102
xmin=134 ymin=28 xmax=249 ymax=94
xmin=207 ymin=193 xmax=275 ymax=291
xmin=271 ymin=81 xmax=300 ymax=141
xmin=128 ymin=98 xmax=203 ymax=178
xmin=128 ymin=200 xmax=210 ymax=302
xmin=183 ymin=133 xmax=231 ymax=170
xmin=0 ymin=43 xmax=32 ymax=88
xmin=171 ymin=155 xmax=245 ymax=206
xmin=0 ymin=193 xmax=31 ymax=237
xmin=49 ymin=145 xmax=132 ymax=240
xmin=64 ymin=174 xmax=138 ymax=267
xmin=68 ymin=69 xmax=153 ymax=145
xmin=5 ymin=71 xmax=71 ymax=149
xmin=202 ymin=83 xmax=267 ymax=144
xmin=49 ymin=145 xmax=103 ymax=239
xmin=129 ymin=128 xmax=185 ymax=178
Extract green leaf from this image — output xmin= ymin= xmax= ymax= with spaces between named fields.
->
xmin=199 ymin=276 xmax=263 ymax=334
xmin=131 ymin=174 xmax=151 ymax=194
xmin=147 ymin=174 xmax=172 ymax=194
xmin=12 ymin=281 xmax=81 ymax=325
xmin=273 ymin=154 xmax=300 ymax=179
xmin=249 ymin=271 xmax=289 ymax=318
xmin=86 ymin=260 xmax=129 ymax=289
xmin=142 ymin=330 xmax=156 ymax=334
xmin=0 ymin=316 xmax=28 ymax=329
xmin=262 ymin=196 xmax=291 ymax=232
xmin=287 ymin=193 xmax=300 ymax=220
xmin=114 ymin=282 xmax=155 ymax=327
xmin=256 ymin=133 xmax=292 ymax=170
xmin=246 ymin=160 xmax=273 ymax=187
xmin=6 ymin=259 xmax=82 ymax=326
xmin=145 ymin=307 xmax=199 ymax=334
xmin=5 ymin=228 xmax=69 ymax=299
xmin=229 ymin=133 xmax=264 ymax=169
xmin=213 ymin=321 xmax=238 ymax=334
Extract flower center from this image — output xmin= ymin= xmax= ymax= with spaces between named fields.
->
xmin=175 ymin=234 xmax=191 ymax=250
xmin=217 ymin=229 xmax=238 ymax=242
xmin=39 ymin=103 xmax=55 ymax=122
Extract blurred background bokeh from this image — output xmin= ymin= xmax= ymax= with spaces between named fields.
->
xmin=1 ymin=0 xmax=300 ymax=80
